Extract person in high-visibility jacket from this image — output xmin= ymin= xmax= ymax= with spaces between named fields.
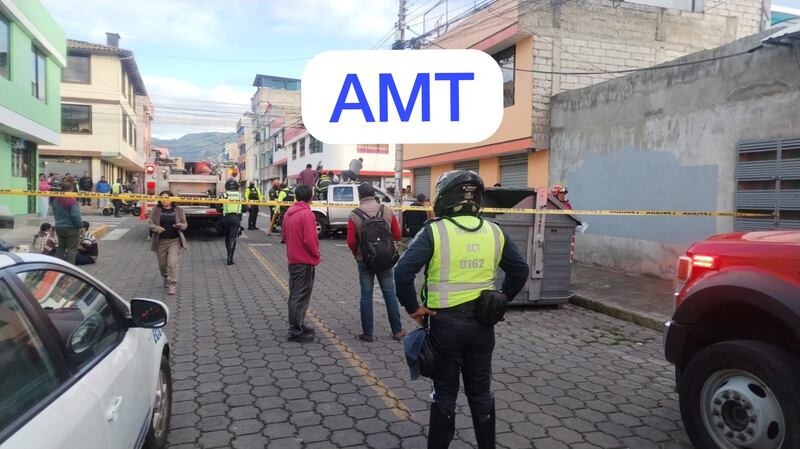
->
xmin=111 ymin=178 xmax=123 ymax=217
xmin=245 ymin=181 xmax=262 ymax=230
xmin=221 ymin=179 xmax=243 ymax=265
xmin=394 ymin=170 xmax=529 ymax=449
xmin=274 ymin=183 xmax=295 ymax=227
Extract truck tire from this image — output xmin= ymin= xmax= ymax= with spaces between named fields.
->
xmin=679 ymin=340 xmax=800 ymax=449
xmin=144 ymin=355 xmax=172 ymax=449
xmin=314 ymin=213 xmax=327 ymax=239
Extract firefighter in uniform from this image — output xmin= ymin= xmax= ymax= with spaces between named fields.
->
xmin=394 ymin=170 xmax=529 ymax=449
xmin=221 ymin=179 xmax=242 ymax=265
xmin=245 ymin=181 xmax=262 ymax=230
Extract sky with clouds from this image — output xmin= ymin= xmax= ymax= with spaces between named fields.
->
xmin=41 ymin=0 xmax=800 ymax=139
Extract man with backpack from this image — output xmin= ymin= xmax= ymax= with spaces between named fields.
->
xmin=347 ymin=182 xmax=404 ymax=342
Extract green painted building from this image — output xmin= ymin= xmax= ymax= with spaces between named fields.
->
xmin=0 ymin=0 xmax=65 ymax=218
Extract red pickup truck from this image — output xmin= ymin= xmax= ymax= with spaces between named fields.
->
xmin=664 ymin=230 xmax=800 ymax=449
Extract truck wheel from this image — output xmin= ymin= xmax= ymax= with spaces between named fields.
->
xmin=144 ymin=355 xmax=172 ymax=449
xmin=131 ymin=206 xmax=142 ymax=216
xmin=679 ymin=340 xmax=800 ymax=449
xmin=102 ymin=207 xmax=112 ymax=216
xmin=314 ymin=213 xmax=327 ymax=239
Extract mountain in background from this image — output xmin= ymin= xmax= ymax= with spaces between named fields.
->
xmin=152 ymin=132 xmax=238 ymax=161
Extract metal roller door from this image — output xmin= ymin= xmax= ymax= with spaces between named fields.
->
xmin=413 ymin=167 xmax=432 ymax=200
xmin=735 ymin=137 xmax=800 ymax=231
xmin=499 ymin=154 xmax=528 ymax=188
xmin=454 ymin=160 xmax=480 ymax=174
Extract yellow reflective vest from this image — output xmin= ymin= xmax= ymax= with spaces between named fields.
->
xmin=223 ymin=191 xmax=242 ymax=214
xmin=426 ymin=215 xmax=505 ymax=309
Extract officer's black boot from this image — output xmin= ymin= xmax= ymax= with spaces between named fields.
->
xmin=227 ymin=242 xmax=236 ymax=265
xmin=428 ymin=403 xmax=455 ymax=449
xmin=470 ymin=401 xmax=495 ymax=449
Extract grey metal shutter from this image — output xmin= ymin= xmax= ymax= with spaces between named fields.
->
xmin=413 ymin=167 xmax=432 ymax=200
xmin=499 ymin=154 xmax=528 ymax=188
xmin=735 ymin=137 xmax=800 ymax=231
xmin=778 ymin=138 xmax=800 ymax=229
xmin=454 ymin=160 xmax=479 ymax=174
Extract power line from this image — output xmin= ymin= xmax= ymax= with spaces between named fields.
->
xmin=407 ymin=0 xmax=752 ymax=76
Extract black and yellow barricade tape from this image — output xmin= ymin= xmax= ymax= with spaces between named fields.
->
xmin=0 ymin=189 xmax=775 ymax=218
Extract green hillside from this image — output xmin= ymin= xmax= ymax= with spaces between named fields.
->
xmin=153 ymin=132 xmax=238 ymax=161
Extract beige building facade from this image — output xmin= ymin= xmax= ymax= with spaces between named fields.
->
xmin=39 ymin=33 xmax=150 ymax=189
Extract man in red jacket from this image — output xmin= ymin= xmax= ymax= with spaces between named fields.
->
xmin=282 ymin=184 xmax=321 ymax=342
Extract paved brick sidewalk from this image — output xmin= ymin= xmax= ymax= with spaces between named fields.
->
xmin=82 ymin=220 xmax=692 ymax=449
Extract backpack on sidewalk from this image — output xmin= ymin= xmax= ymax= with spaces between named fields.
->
xmin=353 ymin=205 xmax=398 ymax=273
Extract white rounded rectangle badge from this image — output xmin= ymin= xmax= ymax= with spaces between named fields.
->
xmin=301 ymin=50 xmax=503 ymax=144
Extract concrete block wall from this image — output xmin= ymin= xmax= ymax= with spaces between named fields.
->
xmin=521 ymin=0 xmax=766 ymax=148
xmin=548 ymin=33 xmax=800 ymax=277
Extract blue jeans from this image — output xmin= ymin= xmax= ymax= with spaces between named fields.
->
xmin=358 ymin=261 xmax=403 ymax=336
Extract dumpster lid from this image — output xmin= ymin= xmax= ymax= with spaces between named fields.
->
xmin=485 ymin=188 xmax=580 ymax=224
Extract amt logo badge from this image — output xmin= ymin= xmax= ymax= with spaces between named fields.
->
xmin=301 ymin=50 xmax=503 ymax=144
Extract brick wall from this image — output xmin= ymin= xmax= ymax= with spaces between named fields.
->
xmin=521 ymin=0 xmax=766 ymax=148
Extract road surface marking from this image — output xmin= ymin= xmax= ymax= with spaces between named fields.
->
xmin=248 ymin=246 xmax=411 ymax=420
xmin=101 ymin=228 xmax=129 ymax=241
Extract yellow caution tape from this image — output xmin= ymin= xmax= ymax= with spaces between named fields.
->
xmin=0 ymin=189 xmax=775 ymax=218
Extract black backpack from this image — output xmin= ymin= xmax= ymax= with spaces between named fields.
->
xmin=353 ymin=205 xmax=398 ymax=273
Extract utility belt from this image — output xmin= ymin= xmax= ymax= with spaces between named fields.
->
xmin=224 ymin=213 xmax=241 ymax=217
xmin=430 ymin=290 xmax=508 ymax=326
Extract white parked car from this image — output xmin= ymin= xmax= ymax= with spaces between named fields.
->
xmin=0 ymin=252 xmax=172 ymax=449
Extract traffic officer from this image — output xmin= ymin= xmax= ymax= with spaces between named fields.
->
xmin=221 ymin=178 xmax=243 ymax=265
xmin=111 ymin=178 xmax=123 ymax=217
xmin=394 ymin=170 xmax=529 ymax=449
xmin=245 ymin=181 xmax=263 ymax=230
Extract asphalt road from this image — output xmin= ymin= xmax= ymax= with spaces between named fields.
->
xmin=83 ymin=216 xmax=692 ymax=449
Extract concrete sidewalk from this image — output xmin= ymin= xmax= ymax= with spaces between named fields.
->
xmin=0 ymin=213 xmax=115 ymax=249
xmin=570 ymin=263 xmax=674 ymax=331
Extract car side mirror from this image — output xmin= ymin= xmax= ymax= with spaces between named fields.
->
xmin=130 ymin=298 xmax=169 ymax=328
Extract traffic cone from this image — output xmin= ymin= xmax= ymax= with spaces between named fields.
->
xmin=139 ymin=202 xmax=146 ymax=221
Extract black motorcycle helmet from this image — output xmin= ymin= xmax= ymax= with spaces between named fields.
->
xmin=433 ymin=170 xmax=484 ymax=217
xmin=225 ymin=179 xmax=239 ymax=191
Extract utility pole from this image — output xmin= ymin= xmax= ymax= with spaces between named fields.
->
xmin=393 ymin=0 xmax=406 ymax=206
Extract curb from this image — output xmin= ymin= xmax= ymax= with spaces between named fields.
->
xmin=569 ymin=294 xmax=666 ymax=332
xmin=93 ymin=224 xmax=110 ymax=239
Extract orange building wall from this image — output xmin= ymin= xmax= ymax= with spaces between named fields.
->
xmin=479 ymin=157 xmax=500 ymax=186
xmin=527 ymin=150 xmax=549 ymax=188
xmin=430 ymin=163 xmax=455 ymax=196
xmin=404 ymin=36 xmax=533 ymax=163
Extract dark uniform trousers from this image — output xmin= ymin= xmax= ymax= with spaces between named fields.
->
xmin=428 ymin=301 xmax=495 ymax=449
xmin=221 ymin=214 xmax=241 ymax=261
xmin=248 ymin=206 xmax=259 ymax=229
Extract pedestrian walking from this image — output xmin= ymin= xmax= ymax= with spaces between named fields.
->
xmin=52 ymin=176 xmax=83 ymax=265
xmin=298 ymin=163 xmax=317 ymax=186
xmin=394 ymin=170 xmax=530 ymax=449
xmin=78 ymin=171 xmax=93 ymax=206
xmin=282 ymin=184 xmax=319 ymax=343
xmin=149 ymin=190 xmax=188 ymax=296
xmin=347 ymin=182 xmax=404 ymax=342
xmin=96 ymin=176 xmax=110 ymax=209
xmin=244 ymin=181 xmax=262 ymax=230
xmin=37 ymin=173 xmax=51 ymax=218
xmin=221 ymin=179 xmax=243 ymax=265
xmin=342 ymin=157 xmax=363 ymax=182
